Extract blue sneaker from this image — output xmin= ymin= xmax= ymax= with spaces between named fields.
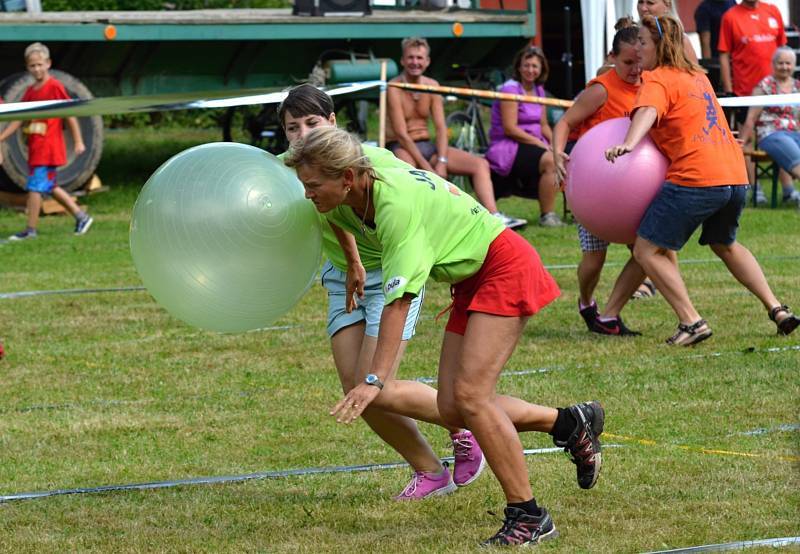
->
xmin=75 ymin=216 xmax=93 ymax=235
xmin=9 ymin=229 xmax=37 ymax=241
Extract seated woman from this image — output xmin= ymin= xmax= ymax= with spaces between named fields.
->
xmin=485 ymin=46 xmax=563 ymax=227
xmin=738 ymin=46 xmax=800 ymax=206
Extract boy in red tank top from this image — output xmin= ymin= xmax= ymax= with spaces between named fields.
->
xmin=0 ymin=42 xmax=93 ymax=240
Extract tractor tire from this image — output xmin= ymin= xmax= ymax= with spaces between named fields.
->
xmin=0 ymin=70 xmax=103 ymax=192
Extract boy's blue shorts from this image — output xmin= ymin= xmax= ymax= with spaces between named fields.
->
xmin=26 ymin=166 xmax=58 ymax=194
xmin=320 ymin=259 xmax=423 ymax=340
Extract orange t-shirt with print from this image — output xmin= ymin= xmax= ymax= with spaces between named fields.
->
xmin=633 ymin=67 xmax=747 ymax=188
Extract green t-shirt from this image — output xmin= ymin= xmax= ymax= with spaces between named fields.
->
xmin=324 ymin=167 xmax=504 ymax=305
xmin=278 ymin=144 xmax=409 ymax=271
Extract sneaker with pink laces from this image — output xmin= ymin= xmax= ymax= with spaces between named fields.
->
xmin=393 ymin=466 xmax=457 ymax=501
xmin=450 ymin=430 xmax=486 ymax=487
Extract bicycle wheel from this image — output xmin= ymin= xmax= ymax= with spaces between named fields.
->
xmin=445 ymin=111 xmax=478 ymax=192
xmin=446 ymin=111 xmax=481 ymax=155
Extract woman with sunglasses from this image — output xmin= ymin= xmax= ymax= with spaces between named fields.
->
xmin=606 ymin=15 xmax=799 ymax=344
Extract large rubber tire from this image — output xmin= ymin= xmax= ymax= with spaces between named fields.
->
xmin=0 ymin=70 xmax=103 ymax=192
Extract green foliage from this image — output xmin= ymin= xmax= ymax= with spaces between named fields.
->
xmin=103 ymin=108 xmax=224 ymax=130
xmin=42 ymin=0 xmax=291 ymax=10
xmin=0 ymin=128 xmax=798 ymax=552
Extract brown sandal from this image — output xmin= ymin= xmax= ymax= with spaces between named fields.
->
xmin=631 ymin=279 xmax=657 ymax=300
xmin=666 ymin=319 xmax=713 ymax=347
xmin=769 ymin=305 xmax=800 ymax=336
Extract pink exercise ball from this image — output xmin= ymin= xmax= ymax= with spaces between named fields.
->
xmin=566 ymin=117 xmax=668 ymax=244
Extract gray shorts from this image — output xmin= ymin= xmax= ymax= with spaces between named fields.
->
xmin=320 ymin=260 xmax=424 ymax=339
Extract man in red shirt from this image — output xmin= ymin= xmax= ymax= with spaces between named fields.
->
xmin=718 ymin=0 xmax=787 ymax=204
xmin=0 ymin=42 xmax=92 ymax=240
xmin=718 ymin=0 xmax=786 ymax=99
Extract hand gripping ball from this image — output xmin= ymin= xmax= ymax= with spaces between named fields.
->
xmin=565 ymin=117 xmax=669 ymax=244
xmin=130 ymin=142 xmax=322 ymax=332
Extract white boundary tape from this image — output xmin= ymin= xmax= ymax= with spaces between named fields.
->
xmin=641 ymin=536 xmax=800 ymax=553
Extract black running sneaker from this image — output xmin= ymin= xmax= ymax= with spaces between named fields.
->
xmin=481 ymin=507 xmax=558 ymax=547
xmin=579 ymin=300 xmax=599 ymax=331
xmin=590 ymin=316 xmax=641 ymax=336
xmin=554 ymin=401 xmax=604 ymax=489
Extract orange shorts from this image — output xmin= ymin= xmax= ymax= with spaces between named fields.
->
xmin=445 ymin=228 xmax=561 ymax=335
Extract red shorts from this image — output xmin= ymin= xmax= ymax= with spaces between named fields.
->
xmin=445 ymin=228 xmax=561 ymax=335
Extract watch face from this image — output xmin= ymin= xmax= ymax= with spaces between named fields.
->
xmin=366 ymin=375 xmax=377 ymax=384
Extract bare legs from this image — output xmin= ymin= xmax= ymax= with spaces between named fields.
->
xmin=537 ymin=153 xmax=558 ymax=217
xmin=437 ymin=314 xmax=558 ymax=503
xmin=633 ymin=237 xmax=783 ymax=326
xmin=577 ymin=249 xmax=647 ymax=320
xmin=24 ymin=187 xmax=84 ymax=231
xmin=330 ymin=323 xmax=463 ymax=474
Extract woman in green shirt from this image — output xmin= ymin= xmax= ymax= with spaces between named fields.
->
xmin=285 ymin=126 xmax=605 ymax=547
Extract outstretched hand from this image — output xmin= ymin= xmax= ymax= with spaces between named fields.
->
xmin=345 ymin=262 xmax=366 ymax=313
xmin=605 ymin=144 xmax=632 ymax=163
xmin=330 ymin=383 xmax=381 ymax=424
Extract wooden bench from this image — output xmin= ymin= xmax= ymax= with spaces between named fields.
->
xmin=743 ymin=149 xmax=780 ymax=208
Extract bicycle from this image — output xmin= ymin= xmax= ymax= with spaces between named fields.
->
xmin=444 ymin=66 xmax=500 ymax=191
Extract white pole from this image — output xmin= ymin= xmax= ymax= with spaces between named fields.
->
xmin=25 ymin=0 xmax=42 ymax=14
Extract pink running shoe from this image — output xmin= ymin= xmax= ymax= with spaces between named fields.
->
xmin=394 ymin=466 xmax=457 ymax=501
xmin=450 ymin=430 xmax=486 ymax=487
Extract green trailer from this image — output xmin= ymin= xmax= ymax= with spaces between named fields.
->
xmin=0 ymin=4 xmax=537 ymax=190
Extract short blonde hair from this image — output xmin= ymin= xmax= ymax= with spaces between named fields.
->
xmin=24 ymin=42 xmax=50 ymax=62
xmin=283 ymin=126 xmax=373 ymax=179
xmin=401 ymin=37 xmax=430 ymax=56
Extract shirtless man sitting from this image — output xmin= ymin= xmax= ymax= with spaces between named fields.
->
xmin=386 ymin=36 xmax=526 ymax=229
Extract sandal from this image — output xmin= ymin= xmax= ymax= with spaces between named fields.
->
xmin=631 ymin=279 xmax=657 ymax=300
xmin=769 ymin=305 xmax=800 ymax=336
xmin=666 ymin=319 xmax=713 ymax=347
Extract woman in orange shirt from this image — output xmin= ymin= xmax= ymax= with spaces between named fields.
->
xmin=606 ymin=15 xmax=799 ymax=345
xmin=553 ymin=17 xmax=652 ymax=337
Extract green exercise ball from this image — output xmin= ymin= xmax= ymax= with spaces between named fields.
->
xmin=130 ymin=142 xmax=322 ymax=333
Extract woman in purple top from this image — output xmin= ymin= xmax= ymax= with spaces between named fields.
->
xmin=486 ymin=46 xmax=562 ymax=227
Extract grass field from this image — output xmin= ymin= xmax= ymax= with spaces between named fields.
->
xmin=0 ymin=128 xmax=798 ymax=553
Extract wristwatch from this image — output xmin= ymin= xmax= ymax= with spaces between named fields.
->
xmin=364 ymin=374 xmax=384 ymax=390
xmin=438 ymin=156 xmax=448 ymax=164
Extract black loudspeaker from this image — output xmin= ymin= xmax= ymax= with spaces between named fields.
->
xmin=293 ymin=0 xmax=371 ymax=16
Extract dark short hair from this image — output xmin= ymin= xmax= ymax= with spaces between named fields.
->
xmin=511 ymin=46 xmax=549 ymax=85
xmin=278 ymin=84 xmax=335 ymax=128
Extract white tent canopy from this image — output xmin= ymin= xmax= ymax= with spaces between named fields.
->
xmin=581 ymin=0 xmax=637 ymax=85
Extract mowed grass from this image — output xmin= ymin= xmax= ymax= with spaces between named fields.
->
xmin=0 ymin=128 xmax=798 ymax=553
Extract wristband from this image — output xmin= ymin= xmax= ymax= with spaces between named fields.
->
xmin=438 ymin=156 xmax=448 ymax=164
